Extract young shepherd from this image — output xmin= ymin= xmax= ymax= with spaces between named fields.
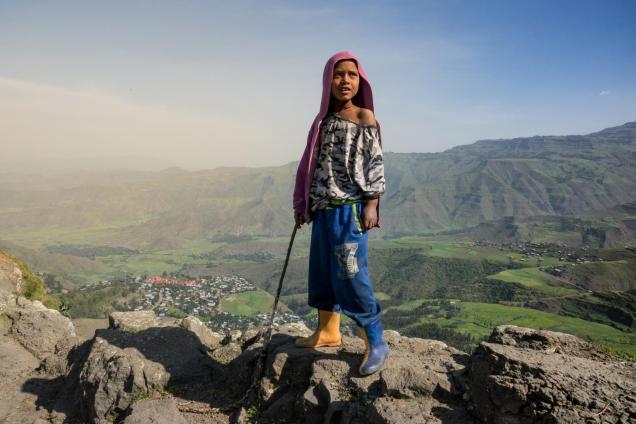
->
xmin=293 ymin=51 xmax=388 ymax=376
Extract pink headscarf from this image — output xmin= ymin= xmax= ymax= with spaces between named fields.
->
xmin=293 ymin=51 xmax=383 ymax=228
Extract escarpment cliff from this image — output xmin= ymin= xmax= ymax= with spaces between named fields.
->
xmin=1 ymin=254 xmax=635 ymax=423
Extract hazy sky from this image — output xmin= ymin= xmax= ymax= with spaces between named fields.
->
xmin=1 ymin=0 xmax=635 ymax=172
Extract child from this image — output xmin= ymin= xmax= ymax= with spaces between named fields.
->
xmin=292 ymin=51 xmax=388 ymax=376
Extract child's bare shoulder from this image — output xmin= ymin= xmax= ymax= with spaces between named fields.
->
xmin=357 ymin=108 xmax=376 ymax=127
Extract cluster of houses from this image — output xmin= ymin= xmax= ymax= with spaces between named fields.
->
xmin=123 ymin=274 xmax=305 ymax=332
xmin=144 ymin=275 xmax=199 ymax=286
xmin=74 ymin=274 xmax=306 ymax=333
xmin=78 ymin=279 xmax=116 ymax=290
xmin=127 ymin=275 xmax=255 ymax=318
xmin=476 ymin=240 xmax=600 ymax=264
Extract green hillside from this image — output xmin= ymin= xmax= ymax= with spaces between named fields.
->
xmin=1 ymin=121 xmax=634 ymax=360
xmin=384 ymin=299 xmax=636 ymax=359
xmin=221 ymin=290 xmax=276 ymax=316
xmin=1 ymin=121 xmax=634 ymax=249
xmin=487 ymin=268 xmax=576 ymax=296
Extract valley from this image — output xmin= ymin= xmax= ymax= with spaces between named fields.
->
xmin=6 ymin=235 xmax=633 ymax=359
xmin=1 ymin=120 xmax=634 ymax=360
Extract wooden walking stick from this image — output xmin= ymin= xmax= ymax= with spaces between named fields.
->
xmin=231 ymin=224 xmax=298 ymax=423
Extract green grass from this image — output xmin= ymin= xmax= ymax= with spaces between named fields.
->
xmin=382 ymin=240 xmax=508 ymax=262
xmin=61 ymin=282 xmax=141 ymax=318
xmin=524 ymin=228 xmax=582 ymax=245
xmin=411 ymin=301 xmax=636 ymax=358
xmin=114 ymin=258 xmax=181 ymax=276
xmin=71 ymin=235 xmax=308 ymax=283
xmin=1 ymin=217 xmax=153 ymax=248
xmin=487 ymin=268 xmax=577 ymax=296
xmin=562 ymin=260 xmax=636 ymax=291
xmin=1 ymin=251 xmax=60 ymax=309
xmin=221 ymin=290 xmax=275 ymax=316
xmin=96 ymin=250 xmax=212 ymax=278
xmin=6 ymin=234 xmax=570 ymax=290
xmin=374 ymin=238 xmax=563 ymax=268
xmin=387 ymin=298 xmax=461 ymax=312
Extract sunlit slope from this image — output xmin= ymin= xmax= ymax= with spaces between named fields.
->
xmin=1 ymin=121 xmax=634 ymax=248
xmin=387 ymin=300 xmax=636 ymax=358
xmin=381 ymin=121 xmax=636 ymax=233
xmin=0 ymin=164 xmax=298 ymax=249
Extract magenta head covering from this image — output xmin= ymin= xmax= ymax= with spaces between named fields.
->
xmin=293 ymin=51 xmax=383 ymax=228
xmin=319 ymin=51 xmax=376 ymax=119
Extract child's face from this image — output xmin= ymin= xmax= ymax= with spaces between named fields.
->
xmin=331 ymin=59 xmax=359 ymax=103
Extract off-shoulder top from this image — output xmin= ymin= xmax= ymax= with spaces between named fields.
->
xmin=308 ymin=113 xmax=386 ymax=212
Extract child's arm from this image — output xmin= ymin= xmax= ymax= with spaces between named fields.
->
xmin=358 ymin=109 xmax=385 ymax=229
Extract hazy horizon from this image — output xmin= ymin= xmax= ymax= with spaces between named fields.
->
xmin=1 ymin=118 xmax=635 ymax=176
xmin=2 ymin=1 xmax=635 ymax=174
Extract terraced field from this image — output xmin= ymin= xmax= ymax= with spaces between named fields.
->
xmin=220 ymin=289 xmax=276 ymax=316
xmin=390 ymin=300 xmax=636 ymax=358
xmin=486 ymin=268 xmax=578 ymax=296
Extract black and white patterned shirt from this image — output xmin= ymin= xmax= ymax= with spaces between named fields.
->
xmin=309 ymin=113 xmax=385 ymax=212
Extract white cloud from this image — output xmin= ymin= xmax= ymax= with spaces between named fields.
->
xmin=599 ymin=90 xmax=610 ymax=96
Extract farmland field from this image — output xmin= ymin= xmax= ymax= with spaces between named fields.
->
xmin=388 ymin=299 xmax=636 ymax=358
xmin=221 ymin=290 xmax=275 ymax=316
xmin=486 ymin=268 xmax=577 ymax=296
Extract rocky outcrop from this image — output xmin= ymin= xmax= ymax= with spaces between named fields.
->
xmin=71 ymin=313 xmax=633 ymax=424
xmin=0 ymin=253 xmax=80 ymax=423
xmin=180 ymin=315 xmax=224 ymax=350
xmin=79 ymin=333 xmax=173 ymax=421
xmin=77 ymin=312 xmax=233 ymax=423
xmin=0 ymin=252 xmax=77 ymax=374
xmin=68 ymin=313 xmax=475 ymax=423
xmin=0 ymin=252 xmax=22 ymax=313
xmin=108 ymin=310 xmax=161 ymax=332
xmin=253 ymin=327 xmax=472 ymax=423
xmin=24 ymin=308 xmax=467 ymax=423
xmin=2 ymin=286 xmax=635 ymax=424
xmin=122 ymin=398 xmax=188 ymax=424
xmin=6 ymin=297 xmax=76 ymax=364
xmin=465 ymin=325 xmax=636 ymax=424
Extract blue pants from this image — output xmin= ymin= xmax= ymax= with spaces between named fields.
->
xmin=308 ymin=200 xmax=382 ymax=327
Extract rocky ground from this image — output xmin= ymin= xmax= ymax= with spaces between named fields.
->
xmin=1 ymin=254 xmax=635 ymax=423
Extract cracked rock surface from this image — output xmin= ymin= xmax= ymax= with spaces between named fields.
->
xmin=464 ymin=325 xmax=636 ymax=424
xmin=254 ymin=326 xmax=473 ymax=424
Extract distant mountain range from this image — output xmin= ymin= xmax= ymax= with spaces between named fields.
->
xmin=1 ymin=121 xmax=635 ymax=249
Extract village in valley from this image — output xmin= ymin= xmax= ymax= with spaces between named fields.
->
xmin=77 ymin=274 xmax=305 ymax=332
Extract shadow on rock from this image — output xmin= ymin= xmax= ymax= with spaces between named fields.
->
xmin=23 ymin=314 xmax=258 ymax=423
xmin=15 ymin=315 xmax=636 ymax=424
xmin=251 ymin=329 xmax=474 ymax=424
xmin=22 ymin=337 xmax=95 ymax=423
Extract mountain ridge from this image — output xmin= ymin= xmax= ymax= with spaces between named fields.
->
xmin=0 ymin=120 xmax=634 ymax=249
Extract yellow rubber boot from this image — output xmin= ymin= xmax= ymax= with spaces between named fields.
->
xmin=295 ymin=310 xmax=342 ymax=348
